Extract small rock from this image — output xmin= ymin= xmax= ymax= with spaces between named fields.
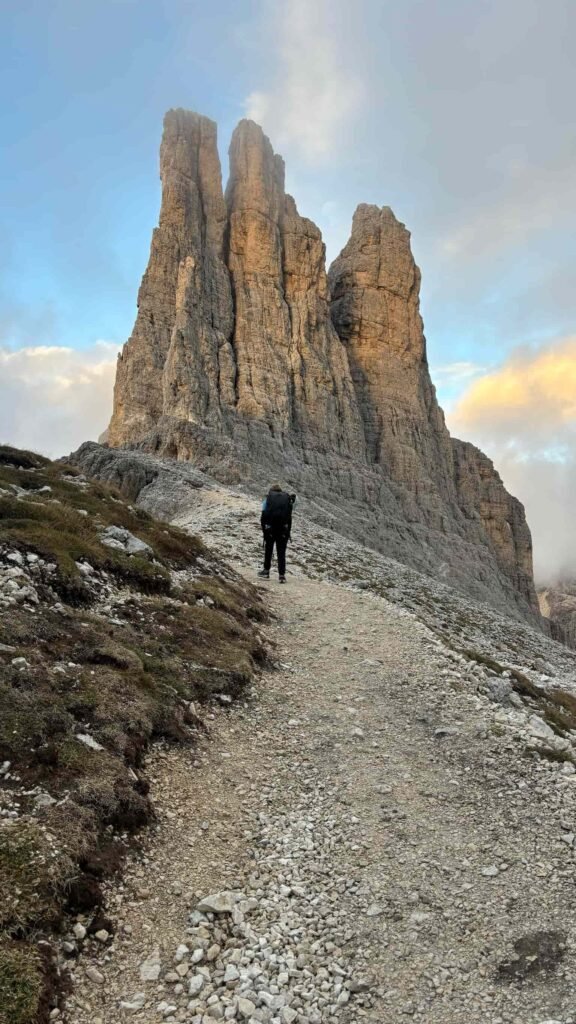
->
xmin=349 ymin=978 xmax=372 ymax=993
xmin=366 ymin=904 xmax=383 ymax=917
xmin=527 ymin=716 xmax=556 ymax=742
xmin=237 ymin=997 xmax=256 ymax=1019
xmin=139 ymin=948 xmax=162 ymax=982
xmin=196 ymin=891 xmax=237 ymax=914
xmin=119 ymin=993 xmax=146 ymax=1012
xmin=482 ymin=865 xmax=499 ymax=878
xmin=85 ymin=966 xmax=104 ymax=985
xmin=188 ymin=974 xmax=205 ymax=997
xmin=75 ymin=733 xmax=104 ymax=752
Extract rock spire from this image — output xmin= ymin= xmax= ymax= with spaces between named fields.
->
xmin=107 ymin=109 xmax=540 ymax=624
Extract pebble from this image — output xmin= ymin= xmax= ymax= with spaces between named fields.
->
xmin=139 ymin=948 xmax=162 ymax=982
xmin=119 ymin=993 xmax=146 ymax=1011
xmin=85 ymin=966 xmax=104 ymax=985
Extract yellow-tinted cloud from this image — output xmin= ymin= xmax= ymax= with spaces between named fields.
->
xmin=447 ymin=336 xmax=576 ymax=582
xmin=0 ymin=342 xmax=118 ymax=459
xmin=452 ymin=336 xmax=576 ymax=442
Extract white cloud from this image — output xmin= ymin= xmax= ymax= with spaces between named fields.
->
xmin=0 ymin=342 xmax=118 ymax=459
xmin=244 ymin=0 xmax=365 ymax=162
xmin=447 ymin=336 xmax=576 ymax=583
xmin=432 ymin=361 xmax=486 ymax=384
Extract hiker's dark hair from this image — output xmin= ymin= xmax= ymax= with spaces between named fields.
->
xmin=269 ymin=483 xmax=283 ymax=492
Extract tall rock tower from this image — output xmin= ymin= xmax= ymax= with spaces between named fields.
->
xmin=107 ymin=109 xmax=540 ymax=623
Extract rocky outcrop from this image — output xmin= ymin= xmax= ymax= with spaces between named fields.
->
xmin=451 ymin=439 xmax=536 ymax=610
xmin=105 ymin=108 xmax=542 ymax=626
xmin=539 ymin=582 xmax=576 ymax=647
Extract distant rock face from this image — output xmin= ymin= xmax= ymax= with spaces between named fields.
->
xmin=107 ymin=108 xmax=542 ymax=625
xmin=539 ymin=583 xmax=576 ymax=647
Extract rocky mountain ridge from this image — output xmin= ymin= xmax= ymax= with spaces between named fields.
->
xmin=107 ymin=108 xmax=539 ymax=626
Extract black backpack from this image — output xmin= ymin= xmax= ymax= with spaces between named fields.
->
xmin=265 ymin=490 xmax=292 ymax=531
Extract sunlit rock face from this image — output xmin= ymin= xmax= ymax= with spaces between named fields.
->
xmin=107 ymin=108 xmax=541 ymax=625
xmin=108 ymin=110 xmax=235 ymax=445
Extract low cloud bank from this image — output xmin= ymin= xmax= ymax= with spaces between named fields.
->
xmin=0 ymin=342 xmax=118 ymax=459
xmin=448 ymin=336 xmax=576 ymax=584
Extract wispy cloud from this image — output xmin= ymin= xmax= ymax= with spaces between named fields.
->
xmin=448 ymin=336 xmax=576 ymax=582
xmin=432 ymin=361 xmax=486 ymax=384
xmin=0 ymin=342 xmax=118 ymax=459
xmin=436 ymin=145 xmax=576 ymax=263
xmin=244 ymin=0 xmax=365 ymax=162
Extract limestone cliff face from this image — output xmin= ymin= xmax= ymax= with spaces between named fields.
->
xmin=225 ymin=120 xmax=364 ymax=458
xmin=329 ymin=204 xmax=457 ymax=523
xmin=107 ymin=108 xmax=542 ymax=625
xmin=108 ymin=110 xmax=235 ymax=446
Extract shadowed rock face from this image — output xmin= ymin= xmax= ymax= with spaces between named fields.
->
xmin=106 ymin=108 xmax=542 ymax=626
xmin=539 ymin=581 xmax=576 ymax=647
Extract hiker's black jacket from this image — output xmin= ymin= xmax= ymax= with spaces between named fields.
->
xmin=261 ymin=491 xmax=294 ymax=538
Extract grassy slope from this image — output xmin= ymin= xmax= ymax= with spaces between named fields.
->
xmin=0 ymin=446 xmax=267 ymax=1024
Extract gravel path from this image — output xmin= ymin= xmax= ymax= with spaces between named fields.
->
xmin=66 ymin=561 xmax=576 ymax=1024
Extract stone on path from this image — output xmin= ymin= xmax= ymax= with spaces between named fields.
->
xmin=196 ymin=891 xmax=239 ymax=914
xmin=139 ymin=947 xmax=162 ymax=982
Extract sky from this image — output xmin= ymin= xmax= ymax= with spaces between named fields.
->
xmin=1 ymin=0 xmax=575 ymax=582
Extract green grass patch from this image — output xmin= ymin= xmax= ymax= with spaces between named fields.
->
xmin=0 ymin=941 xmax=44 ymax=1024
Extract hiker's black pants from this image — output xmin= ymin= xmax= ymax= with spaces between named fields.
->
xmin=264 ymin=531 xmax=288 ymax=576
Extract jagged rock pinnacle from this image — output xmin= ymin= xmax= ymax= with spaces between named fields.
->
xmin=106 ymin=109 xmax=540 ymax=623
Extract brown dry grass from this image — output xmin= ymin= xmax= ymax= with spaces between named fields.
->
xmin=0 ymin=445 xmax=267 ymax=1022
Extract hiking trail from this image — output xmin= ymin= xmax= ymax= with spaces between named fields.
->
xmin=66 ymin=513 xmax=576 ymax=1024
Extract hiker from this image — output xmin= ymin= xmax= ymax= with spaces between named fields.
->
xmin=258 ymin=484 xmax=295 ymax=584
